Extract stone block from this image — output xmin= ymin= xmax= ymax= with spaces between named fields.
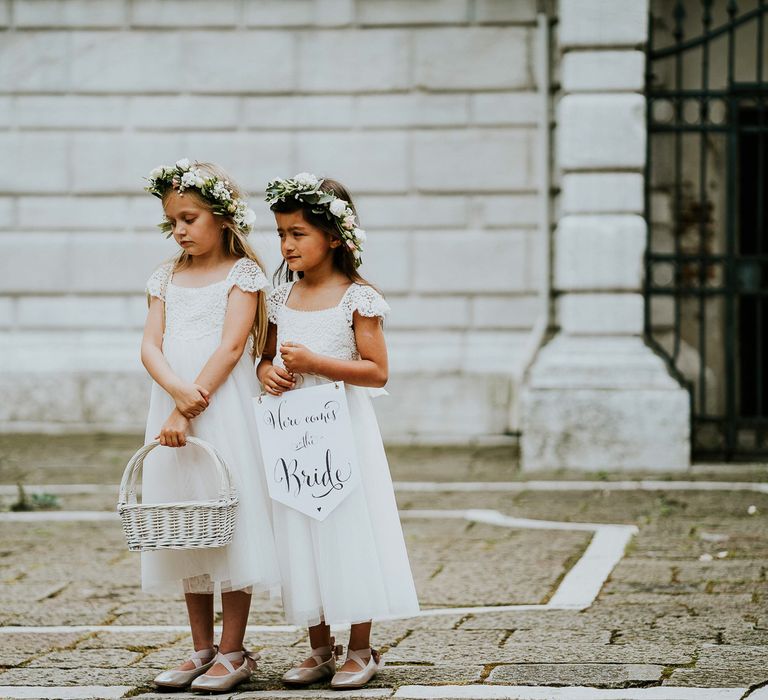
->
xmin=0 ymin=232 xmax=173 ymax=293
xmin=183 ymin=31 xmax=296 ymax=91
xmin=0 ymin=96 xmax=12 ymax=126
xmin=562 ymin=50 xmax=645 ymax=92
xmin=243 ymin=96 xmax=355 ymax=128
xmin=471 ymin=92 xmax=540 ymax=125
xmin=414 ymin=27 xmax=531 ymax=89
xmin=475 ymin=0 xmax=538 ymax=24
xmin=131 ymin=0 xmax=239 ymax=26
xmin=471 ymin=194 xmax=540 ymax=228
xmin=0 ymin=32 xmax=69 ymax=91
xmin=0 ymin=297 xmax=14 ymax=326
xmin=1 ymin=134 xmax=69 ymax=193
xmin=464 ymin=330 xmax=528 ymax=372
xmin=561 ymin=173 xmax=644 ymax=214
xmin=558 ymin=94 xmax=645 ymax=170
xmin=489 ymin=663 xmax=664 ymax=686
xmin=246 ymin=0 xmax=353 ymax=27
xmin=17 ymin=197 xmax=129 ymax=230
xmin=298 ymin=30 xmax=409 ymax=92
xmin=180 ymin=133 xmax=292 ymax=195
xmin=356 ymin=232 xmax=411 ymax=293
xmin=0 ymin=197 xmax=14 ymax=227
xmin=375 ymin=371 xmax=512 ymax=439
xmin=560 ymin=0 xmax=648 ymax=48
xmin=413 ymin=129 xmax=535 ymax=191
xmin=355 ymin=194 xmax=468 ymax=228
xmin=387 ymin=295 xmax=470 ymax=329
xmin=559 ymin=292 xmax=644 ymax=335
xmin=554 ymin=215 xmax=646 ymax=291
xmin=70 ymin=31 xmax=180 ymax=92
xmin=129 ymin=96 xmax=240 ymax=129
xmin=0 ymin=370 xmax=87 ymax=424
xmin=17 ymin=296 xmax=130 ymax=329
xmin=521 ymin=335 xmax=690 ymax=471
xmin=356 ymin=0 xmax=469 ymax=25
xmin=412 ymin=231 xmax=530 ymax=293
xmin=15 ymin=0 xmax=125 ymax=26
xmin=15 ymin=95 xmax=128 ymax=128
xmin=386 ymin=330 xmax=463 ymax=373
xmin=356 ymin=93 xmax=468 ymax=127
xmin=71 ymin=133 xmax=184 ymax=192
xmin=472 ymin=294 xmax=542 ymax=329
xmin=296 ymin=131 xmax=408 ymax=192
xmin=243 ymin=0 xmax=314 ymax=26
xmin=0 ymin=1 xmax=8 ymax=26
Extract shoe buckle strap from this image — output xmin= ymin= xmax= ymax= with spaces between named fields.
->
xmin=190 ymin=646 xmax=217 ymax=668
xmin=216 ymin=648 xmax=255 ymax=674
xmin=344 ymin=647 xmax=372 ymax=671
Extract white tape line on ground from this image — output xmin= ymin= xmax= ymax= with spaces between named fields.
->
xmin=393 ymin=480 xmax=768 ymax=494
xmin=393 ymin=685 xmax=746 ymax=699
xmin=0 ymin=687 xmax=133 ymax=699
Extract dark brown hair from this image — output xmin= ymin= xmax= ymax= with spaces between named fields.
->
xmin=269 ymin=178 xmax=378 ymax=291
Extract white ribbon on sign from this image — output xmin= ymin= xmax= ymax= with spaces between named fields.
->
xmin=253 ymin=381 xmax=360 ymax=521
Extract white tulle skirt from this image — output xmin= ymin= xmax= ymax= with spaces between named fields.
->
xmin=271 ymin=374 xmax=420 ymax=627
xmin=141 ymin=334 xmax=281 ymax=597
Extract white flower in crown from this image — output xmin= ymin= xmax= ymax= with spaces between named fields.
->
xmin=342 ymin=215 xmax=356 ymax=230
xmin=144 ymin=158 xmax=256 ymax=236
xmin=329 ymin=198 xmax=348 ymax=217
xmin=353 ymin=228 xmax=366 ymax=243
xmin=294 ymin=172 xmax=319 ymax=188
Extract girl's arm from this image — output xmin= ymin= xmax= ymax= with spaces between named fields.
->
xmin=257 ymin=323 xmax=297 ymax=396
xmin=140 ymin=297 xmax=210 ymax=418
xmin=192 ymin=287 xmax=261 ymax=395
xmin=155 ymin=288 xmax=260 ymax=448
xmin=279 ymin=313 xmax=388 ymax=388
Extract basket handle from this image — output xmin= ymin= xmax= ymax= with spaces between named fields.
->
xmin=117 ymin=437 xmax=236 ymax=506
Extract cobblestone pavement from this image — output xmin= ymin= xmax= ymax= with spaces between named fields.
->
xmin=0 ymin=435 xmax=767 ymax=699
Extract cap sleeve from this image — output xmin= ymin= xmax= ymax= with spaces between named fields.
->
xmin=146 ymin=262 xmax=173 ymax=301
xmin=228 ymin=258 xmax=269 ymax=294
xmin=267 ymin=282 xmax=292 ymax=324
xmin=342 ymin=284 xmax=390 ymax=326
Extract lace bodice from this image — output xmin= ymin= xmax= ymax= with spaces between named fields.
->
xmin=146 ymin=258 xmax=269 ymax=342
xmin=267 ymin=281 xmax=390 ymax=369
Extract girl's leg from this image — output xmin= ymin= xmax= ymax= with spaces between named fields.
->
xmin=340 ymin=621 xmax=373 ymax=672
xmin=297 ymin=621 xmax=332 ymax=667
xmin=207 ymin=588 xmax=252 ymax=676
xmin=176 ymin=593 xmax=215 ymax=670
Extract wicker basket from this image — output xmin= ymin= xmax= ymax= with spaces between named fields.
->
xmin=117 ymin=437 xmax=238 ymax=552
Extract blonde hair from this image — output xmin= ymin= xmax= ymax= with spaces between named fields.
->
xmin=161 ymin=161 xmax=268 ymax=358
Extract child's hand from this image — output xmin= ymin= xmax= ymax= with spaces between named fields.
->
xmin=171 ymin=382 xmax=210 ymax=419
xmin=155 ymin=409 xmax=190 ymax=448
xmin=280 ymin=342 xmax=317 ymax=375
xmin=262 ymin=365 xmax=296 ymax=396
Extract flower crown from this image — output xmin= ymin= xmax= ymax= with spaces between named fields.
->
xmin=265 ymin=172 xmax=366 ymax=267
xmin=145 ymin=158 xmax=257 ymax=237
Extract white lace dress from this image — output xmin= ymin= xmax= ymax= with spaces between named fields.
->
xmin=267 ymin=281 xmax=420 ymax=627
xmin=141 ymin=257 xmax=281 ymax=597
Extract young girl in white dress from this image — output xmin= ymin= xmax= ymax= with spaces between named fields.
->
xmin=140 ymin=159 xmax=281 ymax=693
xmin=257 ymin=173 xmax=420 ymax=690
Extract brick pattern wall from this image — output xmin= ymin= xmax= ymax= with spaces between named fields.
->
xmin=0 ymin=0 xmax=545 ymax=436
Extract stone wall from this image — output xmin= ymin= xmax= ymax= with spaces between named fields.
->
xmin=0 ymin=0 xmax=546 ymax=440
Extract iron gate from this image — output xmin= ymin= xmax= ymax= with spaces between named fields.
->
xmin=645 ymin=0 xmax=768 ymax=460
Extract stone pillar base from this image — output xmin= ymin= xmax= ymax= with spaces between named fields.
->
xmin=521 ymin=335 xmax=690 ymax=472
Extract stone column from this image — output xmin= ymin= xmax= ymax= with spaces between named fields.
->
xmin=520 ymin=0 xmax=690 ymax=471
